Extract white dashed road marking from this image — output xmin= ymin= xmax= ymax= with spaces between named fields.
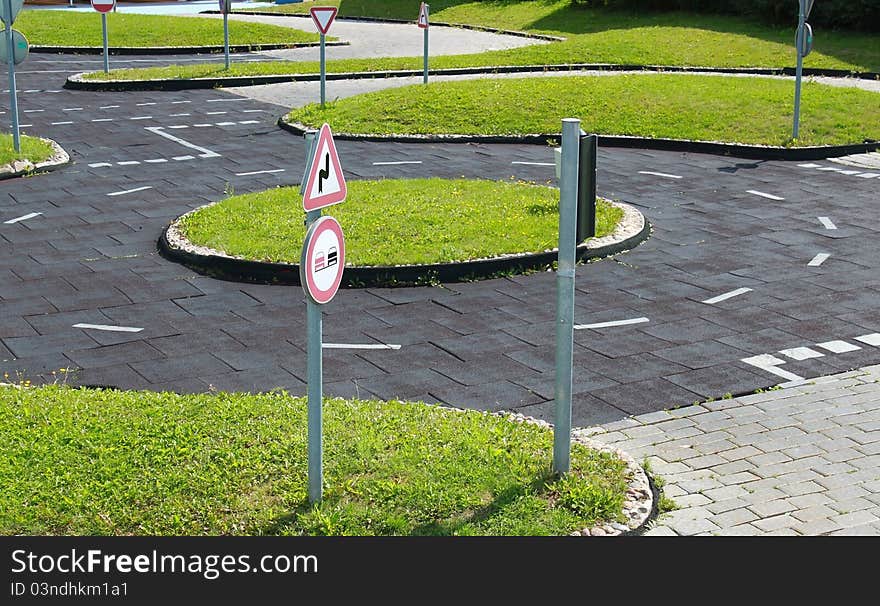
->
xmin=236 ymin=169 xmax=285 ymax=176
xmin=323 ymin=343 xmax=402 ymax=350
xmin=144 ymin=126 xmax=221 ymax=158
xmin=779 ymin=347 xmax=824 ymax=361
xmin=741 ymin=354 xmax=804 ymax=384
xmin=808 ymin=253 xmax=830 ymax=267
xmin=818 ymin=217 xmax=837 ymax=230
xmin=107 ymin=186 xmax=152 ymax=197
xmin=639 ymin=171 xmax=682 ymax=179
xmin=816 ymin=340 xmax=861 ymax=354
xmin=4 ymin=212 xmax=42 ymax=224
xmin=574 ymin=317 xmax=650 ymax=330
xmin=747 ymin=190 xmax=785 ymax=201
xmin=855 ymin=334 xmax=880 ymax=347
xmin=51 ymin=121 xmax=73 ymax=125
xmin=702 ymin=288 xmax=752 ymax=305
xmin=73 ymin=324 xmax=144 ymax=333
xmin=511 ymin=161 xmax=554 ymax=167
xmin=373 ymin=161 xmax=423 ymax=166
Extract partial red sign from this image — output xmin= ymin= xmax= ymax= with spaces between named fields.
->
xmin=302 ymin=123 xmax=347 ymax=212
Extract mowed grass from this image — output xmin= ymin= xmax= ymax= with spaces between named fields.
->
xmin=0 ymin=385 xmax=630 ymax=536
xmin=16 ymin=11 xmax=322 ymax=47
xmin=0 ymin=134 xmax=55 ymax=167
xmin=180 ymin=179 xmax=623 ymax=266
xmin=286 ymin=74 xmax=880 ymax=147
xmin=252 ymin=0 xmax=879 ymax=72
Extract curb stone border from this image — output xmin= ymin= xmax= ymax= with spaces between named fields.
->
xmin=279 ymin=117 xmax=880 ymax=162
xmin=0 ymin=137 xmax=71 ymax=181
xmin=33 ymin=42 xmax=346 ymax=56
xmin=64 ymin=62 xmax=880 ymax=93
xmin=158 ymin=197 xmax=650 ymax=288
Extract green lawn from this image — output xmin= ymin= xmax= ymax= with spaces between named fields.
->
xmin=179 ymin=179 xmax=623 ymax=266
xmin=0 ymin=134 xmax=55 ymax=167
xmin=285 ymin=74 xmax=880 ymax=147
xmin=16 ymin=11 xmax=323 ymax=47
xmin=251 ymin=0 xmax=880 ymax=72
xmin=0 ymin=385 xmax=630 ymax=536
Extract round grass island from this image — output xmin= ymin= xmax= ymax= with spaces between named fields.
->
xmin=163 ymin=178 xmax=647 ymax=286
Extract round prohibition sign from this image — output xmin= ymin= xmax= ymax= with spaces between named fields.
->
xmin=300 ymin=216 xmax=345 ymax=305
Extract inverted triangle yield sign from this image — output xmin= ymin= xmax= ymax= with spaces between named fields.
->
xmin=303 ymin=123 xmax=347 ymax=212
xmin=310 ymin=6 xmax=338 ymax=35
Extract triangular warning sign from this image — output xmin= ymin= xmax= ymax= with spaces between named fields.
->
xmin=417 ymin=2 xmax=429 ymax=29
xmin=303 ymin=123 xmax=347 ymax=212
xmin=310 ymin=6 xmax=338 ymax=35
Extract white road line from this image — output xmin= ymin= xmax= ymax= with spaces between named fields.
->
xmin=171 ymin=100 xmax=191 ymax=104
xmin=144 ymin=158 xmax=168 ymax=164
xmin=136 ymin=102 xmax=156 ymax=106
xmin=242 ymin=109 xmax=264 ymax=113
xmin=117 ymin=161 xmax=141 ymax=166
xmin=639 ymin=171 xmax=682 ymax=179
xmin=206 ymin=98 xmax=246 ymax=103
xmin=373 ymin=161 xmax=423 ymax=166
xmin=798 ymin=163 xmax=822 ymax=168
xmin=816 ymin=340 xmax=861 ymax=354
xmin=238 ymin=120 xmax=260 ymax=125
xmin=51 ymin=121 xmax=73 ymax=125
xmin=107 ymin=186 xmax=152 ymax=197
xmin=23 ymin=89 xmax=39 ymax=93
xmin=91 ymin=118 xmax=113 ymax=123
xmin=168 ymin=125 xmax=189 ymax=129
xmin=23 ymin=109 xmax=44 ymax=113
xmin=144 ymin=126 xmax=221 ymax=158
xmin=172 ymin=155 xmax=195 ymax=161
xmin=741 ymin=354 xmax=804 ymax=383
xmin=236 ymin=169 xmax=285 ymax=176
xmin=4 ymin=212 xmax=42 ymax=224
xmin=817 ymin=166 xmax=845 ymax=172
xmin=511 ymin=161 xmax=555 ymax=167
xmin=747 ymin=190 xmax=785 ymax=201
xmin=779 ymin=347 xmax=824 ymax=361
xmin=702 ymin=287 xmax=752 ymax=305
xmin=808 ymin=253 xmax=830 ymax=267
xmin=818 ymin=216 xmax=837 ymax=230
xmin=574 ymin=317 xmax=650 ymax=330
xmin=99 ymin=105 xmax=120 ymax=109
xmin=169 ymin=113 xmax=191 ymax=117
xmin=323 ymin=343 xmax=402 ymax=350
xmin=17 ymin=124 xmax=31 ymax=128
xmin=856 ymin=173 xmax=880 ymax=179
xmin=215 ymin=122 xmax=236 ymax=126
xmin=855 ymin=333 xmax=880 ymax=347
xmin=88 ymin=162 xmax=113 ymax=168
xmin=130 ymin=116 xmax=153 ymax=121
xmin=205 ymin=111 xmax=227 ymax=115
xmin=73 ymin=323 xmax=143 ymax=333
xmin=193 ymin=124 xmax=212 ymax=127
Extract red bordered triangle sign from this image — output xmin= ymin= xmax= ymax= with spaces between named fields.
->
xmin=310 ymin=6 xmax=338 ymax=35
xmin=303 ymin=123 xmax=347 ymax=212
xmin=417 ymin=2 xmax=429 ymax=29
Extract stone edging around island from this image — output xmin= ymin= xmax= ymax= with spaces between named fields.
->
xmin=64 ymin=62 xmax=880 ymax=93
xmin=0 ymin=138 xmax=71 ymax=181
xmin=158 ymin=199 xmax=650 ymax=288
xmin=33 ymin=41 xmax=346 ymax=56
xmin=202 ymin=10 xmax=567 ymax=43
xmin=279 ymin=117 xmax=880 ymax=162
xmin=507 ymin=412 xmax=656 ymax=537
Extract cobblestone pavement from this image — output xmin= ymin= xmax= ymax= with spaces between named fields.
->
xmin=582 ymin=364 xmax=880 ymax=535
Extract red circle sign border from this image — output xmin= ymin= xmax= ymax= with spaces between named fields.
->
xmin=301 ymin=216 xmax=345 ymax=305
xmin=91 ymin=0 xmax=116 ymax=13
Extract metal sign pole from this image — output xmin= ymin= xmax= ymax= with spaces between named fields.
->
xmin=3 ymin=0 xmax=19 ymax=153
xmin=223 ymin=10 xmax=230 ymax=70
xmin=101 ymin=12 xmax=109 ymax=74
xmin=302 ymin=130 xmax=323 ymax=504
xmin=553 ymin=118 xmax=580 ymax=476
xmin=423 ymin=5 xmax=429 ymax=84
xmin=792 ymin=0 xmax=805 ymax=139
xmin=319 ymin=32 xmax=326 ymax=108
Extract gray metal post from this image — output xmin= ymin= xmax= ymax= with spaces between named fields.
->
xmin=3 ymin=0 xmax=19 ymax=153
xmin=306 ymin=251 xmax=323 ymax=504
xmin=423 ymin=8 xmax=429 ymax=84
xmin=302 ymin=131 xmax=323 ymax=504
xmin=223 ymin=12 xmax=230 ymax=70
xmin=101 ymin=12 xmax=109 ymax=74
xmin=319 ymin=32 xmax=326 ymax=108
xmin=792 ymin=0 xmax=805 ymax=140
xmin=553 ymin=118 xmax=580 ymax=476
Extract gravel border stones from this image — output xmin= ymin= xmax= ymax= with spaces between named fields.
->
xmin=0 ymin=137 xmax=71 ymax=181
